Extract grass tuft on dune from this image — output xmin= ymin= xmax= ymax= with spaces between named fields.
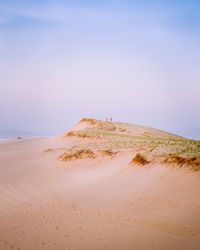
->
xmin=59 ymin=149 xmax=96 ymax=161
xmin=58 ymin=148 xmax=118 ymax=162
xmin=163 ymin=155 xmax=200 ymax=171
xmin=130 ymin=154 xmax=149 ymax=166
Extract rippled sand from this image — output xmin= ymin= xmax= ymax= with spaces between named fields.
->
xmin=0 ymin=137 xmax=200 ymax=250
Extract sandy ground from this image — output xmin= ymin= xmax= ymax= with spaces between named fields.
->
xmin=0 ymin=137 xmax=200 ymax=250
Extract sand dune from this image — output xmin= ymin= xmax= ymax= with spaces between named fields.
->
xmin=0 ymin=119 xmax=200 ymax=250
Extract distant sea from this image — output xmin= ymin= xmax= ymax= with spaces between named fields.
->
xmin=0 ymin=130 xmax=57 ymax=141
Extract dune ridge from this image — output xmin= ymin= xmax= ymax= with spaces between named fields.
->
xmin=61 ymin=118 xmax=200 ymax=171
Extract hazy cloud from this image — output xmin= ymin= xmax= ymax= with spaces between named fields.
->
xmin=0 ymin=1 xmax=199 ymax=138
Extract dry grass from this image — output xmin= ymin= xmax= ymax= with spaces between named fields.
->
xmin=59 ymin=149 xmax=96 ymax=161
xmin=119 ymin=128 xmax=127 ymax=133
xmin=98 ymin=149 xmax=117 ymax=157
xmin=131 ymin=154 xmax=149 ymax=166
xmin=66 ymin=131 xmax=89 ymax=138
xmin=80 ymin=118 xmax=99 ymax=126
xmin=163 ymin=155 xmax=200 ymax=171
xmin=66 ymin=131 xmax=76 ymax=137
xmin=44 ymin=148 xmax=55 ymax=153
xmin=97 ymin=123 xmax=116 ymax=132
xmin=58 ymin=148 xmax=118 ymax=162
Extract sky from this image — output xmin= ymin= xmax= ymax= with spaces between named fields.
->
xmin=0 ymin=0 xmax=200 ymax=139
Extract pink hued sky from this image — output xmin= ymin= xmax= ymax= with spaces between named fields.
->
xmin=0 ymin=1 xmax=200 ymax=139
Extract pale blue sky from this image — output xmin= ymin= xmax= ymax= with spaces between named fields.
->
xmin=0 ymin=1 xmax=200 ymax=138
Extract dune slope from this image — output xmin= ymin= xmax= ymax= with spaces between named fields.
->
xmin=0 ymin=119 xmax=200 ymax=250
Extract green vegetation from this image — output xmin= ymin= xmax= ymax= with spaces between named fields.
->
xmin=62 ymin=119 xmax=200 ymax=170
xmin=67 ymin=129 xmax=200 ymax=157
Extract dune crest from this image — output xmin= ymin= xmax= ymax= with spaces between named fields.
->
xmin=60 ymin=118 xmax=200 ymax=171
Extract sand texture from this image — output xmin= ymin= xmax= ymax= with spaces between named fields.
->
xmin=0 ymin=119 xmax=200 ymax=250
